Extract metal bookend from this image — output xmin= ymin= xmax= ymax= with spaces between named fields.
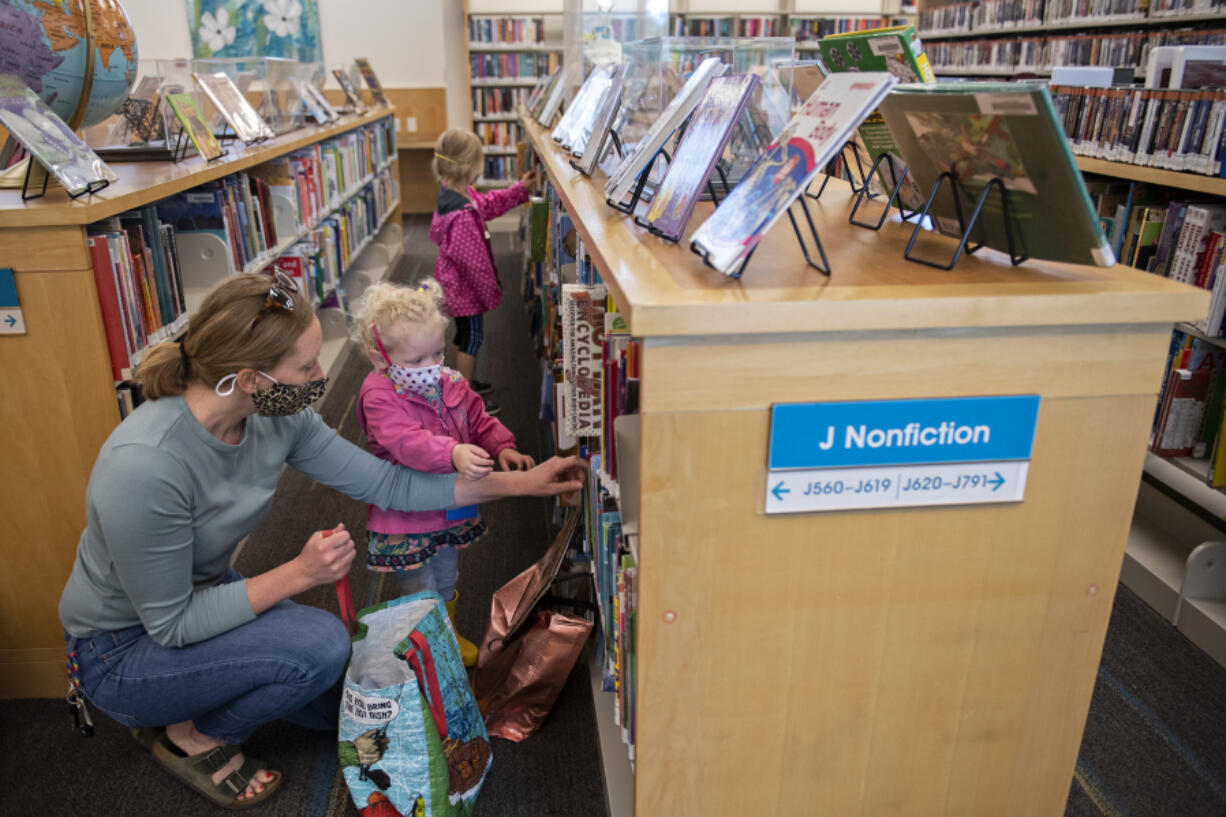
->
xmin=903 ymin=172 xmax=1029 ymax=270
xmin=849 ymin=153 xmax=921 ymax=231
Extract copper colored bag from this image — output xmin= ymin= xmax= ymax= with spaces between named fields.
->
xmin=473 ymin=511 xmax=594 ymax=741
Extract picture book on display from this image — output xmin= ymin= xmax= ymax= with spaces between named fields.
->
xmin=0 ymin=73 xmax=118 ymax=196
xmin=193 ymin=72 xmax=275 ymax=144
xmin=877 ymin=83 xmax=1116 ymax=267
xmin=604 ymin=57 xmax=727 ymax=206
xmin=527 ymin=68 xmax=562 ymax=118
xmin=332 ymin=69 xmax=368 ymax=113
xmin=552 ymin=66 xmax=618 ymax=157
xmin=165 ymin=93 xmax=224 ymax=160
xmin=302 ymin=81 xmax=340 ymax=122
xmin=575 ymin=71 xmax=624 ymax=177
xmin=537 ymin=71 xmax=567 ymax=126
xmin=690 ymin=72 xmax=898 ymax=276
xmin=295 ymin=79 xmax=333 ymax=124
xmin=642 ymin=73 xmax=760 ymax=242
xmin=820 ymin=25 xmax=935 ymax=208
xmin=354 ymin=58 xmax=390 ymax=107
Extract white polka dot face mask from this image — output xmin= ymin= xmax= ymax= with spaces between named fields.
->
xmin=387 ymin=361 xmax=442 ymax=395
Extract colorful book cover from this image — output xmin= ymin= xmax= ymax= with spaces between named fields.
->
xmin=354 ymin=58 xmax=390 ymax=107
xmin=561 ymin=284 xmax=607 ymax=437
xmin=193 ymin=72 xmax=275 ymax=143
xmin=604 ymin=57 xmax=727 ymax=205
xmin=690 ymin=73 xmax=898 ymax=276
xmin=332 ymin=68 xmax=368 ymax=113
xmin=294 ymin=78 xmax=331 ymax=124
xmin=0 ymin=73 xmax=118 ymax=197
xmin=576 ymin=71 xmax=625 ymax=176
xmin=819 ymin=25 xmax=935 ymax=209
xmin=645 ymin=73 xmax=760 ymax=241
xmin=165 ymin=93 xmax=224 ymax=160
xmin=302 ymin=81 xmax=340 ymax=122
xmin=877 ymin=83 xmax=1116 ymax=267
xmin=551 ymin=66 xmax=616 ymax=152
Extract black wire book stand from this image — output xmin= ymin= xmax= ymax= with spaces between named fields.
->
xmin=903 ymin=172 xmax=1029 ymax=270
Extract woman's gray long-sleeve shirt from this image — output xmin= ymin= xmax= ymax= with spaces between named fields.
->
xmin=58 ymin=396 xmax=458 ymax=647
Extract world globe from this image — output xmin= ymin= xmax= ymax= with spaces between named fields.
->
xmin=0 ymin=0 xmax=138 ymax=131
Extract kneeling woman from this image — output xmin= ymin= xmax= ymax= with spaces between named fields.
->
xmin=58 ymin=273 xmax=583 ymax=809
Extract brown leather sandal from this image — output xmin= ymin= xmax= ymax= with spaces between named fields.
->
xmin=151 ymin=733 xmax=282 ymax=810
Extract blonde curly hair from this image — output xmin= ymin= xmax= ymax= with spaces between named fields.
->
xmin=350 ymin=280 xmax=449 ymax=358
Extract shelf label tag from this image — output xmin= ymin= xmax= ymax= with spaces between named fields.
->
xmin=766 ymin=395 xmax=1039 ymax=514
xmin=0 ymin=268 xmax=25 ymax=335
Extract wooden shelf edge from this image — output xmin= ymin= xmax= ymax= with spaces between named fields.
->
xmin=0 ymin=110 xmax=396 ymax=229
xmin=1077 ymin=157 xmax=1226 ymax=197
xmin=589 ymin=648 xmax=635 ymax=817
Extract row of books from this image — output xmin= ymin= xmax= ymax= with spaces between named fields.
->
xmin=469 ymin=52 xmax=558 ymax=81
xmin=920 ymin=0 xmax=1209 ymax=35
xmin=926 ymin=27 xmax=1226 ymax=73
xmin=471 ymin=86 xmax=533 ymax=117
xmin=483 ymin=155 xmax=520 ymax=182
xmin=1151 ymin=333 xmax=1226 ymax=488
xmin=737 ymin=16 xmax=782 ymax=37
xmin=1051 ymin=85 xmax=1226 ymax=176
xmin=794 ymin=17 xmax=901 ymax=42
xmin=467 ymin=16 xmax=545 ymax=45
xmin=476 ymin=121 xmax=522 ymax=149
xmin=675 ymin=17 xmax=734 ymax=37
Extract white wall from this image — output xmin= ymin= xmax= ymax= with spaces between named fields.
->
xmin=124 ymin=0 xmax=450 ymax=87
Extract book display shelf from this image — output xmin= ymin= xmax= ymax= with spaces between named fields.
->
xmin=467 ymin=9 xmax=563 ymax=188
xmin=520 ymin=102 xmax=1207 ymax=816
xmin=0 ymin=109 xmax=403 ymax=699
xmin=916 ymin=0 xmax=1226 ymax=77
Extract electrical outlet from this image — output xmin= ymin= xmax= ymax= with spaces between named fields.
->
xmin=407 ymin=116 xmax=418 ymax=133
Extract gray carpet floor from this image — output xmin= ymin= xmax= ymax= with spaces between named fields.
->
xmin=4 ymin=215 xmax=1226 ymax=817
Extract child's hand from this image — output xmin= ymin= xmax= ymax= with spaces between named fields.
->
xmin=452 ymin=443 xmax=494 ymax=480
xmin=518 ymin=169 xmax=538 ymax=189
xmin=498 ymin=449 xmax=536 ymax=471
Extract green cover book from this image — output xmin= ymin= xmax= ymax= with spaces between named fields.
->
xmin=878 ymin=83 xmax=1116 ymax=267
xmin=819 ymin=26 xmax=935 ymax=207
xmin=529 ymin=196 xmax=548 ymax=263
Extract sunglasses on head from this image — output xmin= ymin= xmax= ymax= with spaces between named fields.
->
xmin=250 ymin=271 xmax=299 ymax=331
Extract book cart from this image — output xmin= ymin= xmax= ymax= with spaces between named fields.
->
xmin=0 ymin=109 xmax=402 ymax=699
xmin=521 ymin=105 xmax=1207 ymax=816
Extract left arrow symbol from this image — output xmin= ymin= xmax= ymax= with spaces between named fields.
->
xmin=771 ymin=481 xmax=790 ymax=501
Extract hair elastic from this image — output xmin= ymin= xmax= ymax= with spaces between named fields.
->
xmin=370 ymin=320 xmax=395 ymax=367
xmin=177 ymin=336 xmax=191 ymax=375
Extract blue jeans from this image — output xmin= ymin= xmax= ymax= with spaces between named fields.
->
xmin=65 ymin=571 xmax=350 ymax=745
xmin=393 ymin=546 xmax=460 ymax=600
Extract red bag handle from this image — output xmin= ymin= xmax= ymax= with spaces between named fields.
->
xmin=325 ymin=529 xmax=358 ymax=635
xmin=405 ymin=630 xmax=448 ymax=738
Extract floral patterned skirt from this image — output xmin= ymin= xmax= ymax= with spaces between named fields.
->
xmin=365 ymin=520 xmax=487 ymax=572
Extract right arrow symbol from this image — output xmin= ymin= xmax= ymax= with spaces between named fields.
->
xmin=990 ymin=472 xmax=1005 ymax=491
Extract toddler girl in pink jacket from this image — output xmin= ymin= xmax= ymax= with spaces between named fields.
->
xmin=351 ymin=281 xmax=535 ymax=666
xmin=429 ymin=128 xmax=536 ymax=415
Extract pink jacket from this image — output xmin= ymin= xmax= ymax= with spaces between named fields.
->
xmin=357 ymin=367 xmax=517 ymax=534
xmin=429 ymin=183 xmax=530 ymax=317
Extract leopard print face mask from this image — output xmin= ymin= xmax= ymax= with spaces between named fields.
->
xmin=215 ymin=371 xmax=328 ymax=416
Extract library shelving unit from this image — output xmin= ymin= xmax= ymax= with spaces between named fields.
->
xmin=0 ymin=109 xmax=402 ymax=698
xmin=916 ymin=0 xmax=1226 ymax=77
xmin=1071 ymin=157 xmax=1226 ymax=667
xmin=466 ymin=9 xmax=563 ymax=189
xmin=672 ymin=3 xmax=910 ymax=47
xmin=521 ymin=107 xmax=1208 ymax=816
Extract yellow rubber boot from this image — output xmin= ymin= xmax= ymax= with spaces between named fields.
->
xmin=445 ymin=594 xmax=478 ymax=668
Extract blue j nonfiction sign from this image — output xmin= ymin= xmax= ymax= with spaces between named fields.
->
xmin=766 ymin=395 xmax=1040 ymax=514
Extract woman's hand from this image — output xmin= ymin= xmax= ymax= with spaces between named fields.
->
xmin=497 ymin=448 xmax=536 ymax=471
xmin=519 ymin=456 xmax=585 ymax=496
xmin=293 ymin=524 xmax=355 ymax=586
xmin=452 ymin=443 xmax=494 ymax=480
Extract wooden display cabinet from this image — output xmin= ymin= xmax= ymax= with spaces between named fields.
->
xmin=522 ymin=110 xmax=1207 ymax=817
xmin=0 ymin=110 xmax=401 ymax=699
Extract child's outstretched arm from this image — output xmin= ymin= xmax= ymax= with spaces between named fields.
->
xmin=362 ymin=389 xmax=457 ymax=473
xmin=469 ymin=176 xmax=532 ymax=221
xmin=463 ymin=385 xmax=519 ymax=464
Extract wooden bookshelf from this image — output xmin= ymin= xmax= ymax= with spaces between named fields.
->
xmin=522 ymin=108 xmax=1208 ymax=816
xmin=0 ymin=113 xmax=402 ymax=698
xmin=921 ymin=11 xmax=1226 ymax=41
xmin=1076 ymin=157 xmax=1226 ymax=198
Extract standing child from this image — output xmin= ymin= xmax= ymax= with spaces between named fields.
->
xmin=429 ymin=127 xmax=536 ymax=415
xmin=352 ymin=281 xmax=536 ymax=666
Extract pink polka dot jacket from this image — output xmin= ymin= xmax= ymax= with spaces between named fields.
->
xmin=429 ymin=182 xmax=530 ymax=317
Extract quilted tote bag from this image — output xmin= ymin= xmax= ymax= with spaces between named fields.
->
xmin=337 ymin=591 xmax=493 ymax=817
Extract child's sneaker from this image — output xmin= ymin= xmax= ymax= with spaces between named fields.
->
xmin=471 ymin=379 xmax=494 ymax=395
xmin=482 ymin=396 xmax=502 ymax=416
